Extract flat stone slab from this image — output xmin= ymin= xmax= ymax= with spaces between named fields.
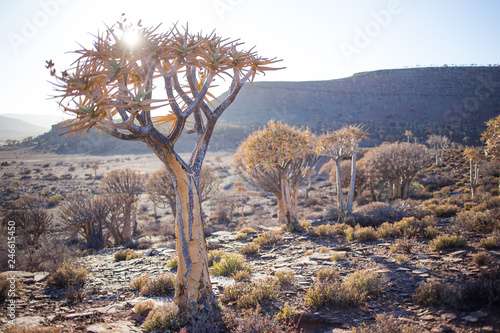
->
xmin=86 ymin=320 xmax=143 ymax=333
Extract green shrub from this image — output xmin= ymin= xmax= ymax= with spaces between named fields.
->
xmin=143 ymin=303 xmax=188 ymax=332
xmin=413 ymin=280 xmax=456 ymax=306
xmin=47 ymin=261 xmax=87 ymax=288
xmin=253 ymin=231 xmax=284 ymax=247
xmin=166 ymin=256 xmax=178 ymax=269
xmin=208 ymin=249 xmax=226 ymax=266
xmin=222 ymin=277 xmax=280 ymax=308
xmin=430 ymin=235 xmax=467 ymax=251
xmin=211 ymin=253 xmax=251 ymax=277
xmin=139 ymin=274 xmax=175 ymax=297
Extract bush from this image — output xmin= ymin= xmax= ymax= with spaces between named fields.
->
xmin=430 ymin=235 xmax=467 ymax=251
xmin=143 ymin=303 xmax=188 ymax=332
xmin=133 ymin=300 xmax=156 ymax=316
xmin=352 ymin=202 xmax=406 ymax=227
xmin=47 ymin=193 xmax=64 ymax=207
xmin=232 ymin=270 xmax=252 ymax=281
xmin=432 ymin=203 xmax=459 ymax=218
xmin=211 ymin=253 xmax=251 ymax=277
xmin=459 ymin=267 xmax=500 ymax=306
xmin=330 ymin=252 xmax=346 ymax=262
xmin=222 ymin=277 xmax=280 ymax=308
xmin=208 ymin=249 xmax=226 ymax=266
xmin=130 ymin=274 xmax=149 ymax=291
xmin=166 ymin=256 xmax=178 ymax=270
xmin=0 ymin=273 xmax=23 ymax=301
xmin=389 ymin=238 xmax=416 ymax=254
xmin=114 ymin=248 xmax=141 ymax=262
xmin=240 ymin=242 xmax=259 ymax=255
xmin=472 ymin=252 xmax=494 ymax=266
xmin=353 ymin=225 xmax=378 ymax=242
xmin=253 ymin=231 xmax=284 ymax=247
xmin=413 ymin=280 xmax=456 ymax=306
xmin=274 ymin=304 xmax=300 ymax=321
xmin=47 ymin=261 xmax=87 ymax=289
xmin=316 ymin=267 xmax=340 ymax=283
xmin=376 ymin=222 xmax=400 ymax=239
xmin=305 ymin=280 xmax=364 ymax=309
xmin=453 ymin=210 xmax=496 ymax=233
xmin=274 ymin=269 xmax=295 ymax=286
xmin=480 ymin=234 xmax=500 ymax=249
xmin=312 ymin=224 xmax=335 ymax=237
xmin=139 ymin=274 xmax=175 ymax=297
xmin=343 ymin=269 xmax=385 ymax=296
xmin=223 ymin=306 xmax=296 ymax=333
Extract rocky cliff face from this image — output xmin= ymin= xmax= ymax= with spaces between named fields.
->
xmin=28 ymin=66 xmax=500 ymax=154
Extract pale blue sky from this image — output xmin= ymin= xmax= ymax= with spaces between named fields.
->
xmin=0 ymin=0 xmax=499 ymax=119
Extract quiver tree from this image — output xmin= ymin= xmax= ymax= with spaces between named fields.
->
xmin=3 ymin=195 xmax=52 ymax=246
xmin=60 ymin=192 xmax=112 ymax=250
xmin=234 ymin=120 xmax=316 ymax=230
xmin=364 ymin=142 xmax=431 ymax=199
xmin=463 ymin=146 xmax=483 ymax=199
xmin=316 ymin=125 xmax=367 ymax=220
xmin=47 ymin=18 xmax=280 ymax=312
xmin=101 ymin=169 xmax=144 ymax=240
xmin=427 ymin=134 xmax=450 ymax=166
xmin=482 ymin=115 xmax=500 ymax=190
xmin=405 ymin=130 xmax=413 ymax=143
xmin=146 ymin=165 xmax=219 ymax=218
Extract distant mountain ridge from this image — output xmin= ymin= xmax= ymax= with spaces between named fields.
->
xmin=15 ymin=66 xmax=500 ymax=154
xmin=0 ymin=115 xmax=49 ymax=141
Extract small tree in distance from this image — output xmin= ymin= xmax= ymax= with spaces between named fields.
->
xmin=463 ymin=146 xmax=483 ymax=199
xmin=234 ymin=120 xmax=316 ymax=230
xmin=47 ymin=18 xmax=281 ymax=312
xmin=427 ymin=134 xmax=450 ymax=166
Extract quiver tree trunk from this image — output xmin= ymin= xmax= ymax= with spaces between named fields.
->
xmin=166 ymin=154 xmax=214 ymax=312
xmin=346 ymin=153 xmax=357 ymax=215
xmin=335 ymin=159 xmax=345 ymax=221
xmin=277 ymin=169 xmax=298 ymax=228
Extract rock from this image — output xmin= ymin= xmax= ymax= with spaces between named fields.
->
xmin=449 ymin=250 xmax=467 ymax=257
xmin=441 ymin=313 xmax=457 ymax=322
xmin=12 ymin=316 xmax=45 ymax=327
xmin=461 ymin=315 xmax=478 ymax=323
xmin=291 ymin=313 xmax=325 ymax=326
xmin=65 ymin=312 xmax=94 ymax=319
xmin=470 ymin=311 xmax=488 ymax=319
xmin=420 ymin=314 xmax=435 ymax=321
xmin=33 ymin=272 xmax=50 ymax=283
xmin=309 ymin=253 xmax=332 ymax=261
xmin=86 ymin=320 xmax=143 ymax=333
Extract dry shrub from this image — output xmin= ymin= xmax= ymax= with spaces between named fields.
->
xmin=352 ymin=202 xmax=406 ymax=227
xmin=232 ymin=270 xmax=252 ymax=281
xmin=211 ymin=253 xmax=251 ymax=277
xmin=480 ymin=234 xmax=500 ymax=249
xmin=343 ymin=270 xmax=386 ymax=296
xmin=472 ymin=252 xmax=494 ymax=266
xmin=430 ymin=235 xmax=467 ymax=251
xmin=453 ymin=210 xmax=498 ymax=233
xmin=166 ymin=256 xmax=178 ymax=269
xmin=330 ymin=252 xmax=346 ymax=262
xmin=389 ymin=238 xmax=417 ymax=254
xmin=139 ymin=274 xmax=175 ymax=297
xmin=130 ymin=274 xmax=149 ymax=291
xmin=239 ymin=242 xmax=259 ymax=255
xmin=223 ymin=306 xmax=297 ymax=333
xmin=274 ymin=269 xmax=295 ymax=286
xmin=133 ymin=300 xmax=156 ymax=316
xmin=222 ymin=277 xmax=280 ymax=308
xmin=114 ymin=248 xmax=141 ymax=261
xmin=253 ymin=231 xmax=284 ymax=247
xmin=208 ymin=249 xmax=226 ymax=266
xmin=47 ymin=261 xmax=87 ymax=289
xmin=376 ymin=222 xmax=400 ymax=239
xmin=413 ymin=280 xmax=457 ymax=306
xmin=316 ymin=267 xmax=340 ymax=283
xmin=0 ymin=273 xmax=23 ymax=301
xmin=459 ymin=267 xmax=500 ymax=306
xmin=143 ymin=303 xmax=187 ymax=332
xmin=353 ymin=225 xmax=378 ymax=242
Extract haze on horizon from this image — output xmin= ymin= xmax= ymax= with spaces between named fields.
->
xmin=0 ymin=0 xmax=499 ymax=121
